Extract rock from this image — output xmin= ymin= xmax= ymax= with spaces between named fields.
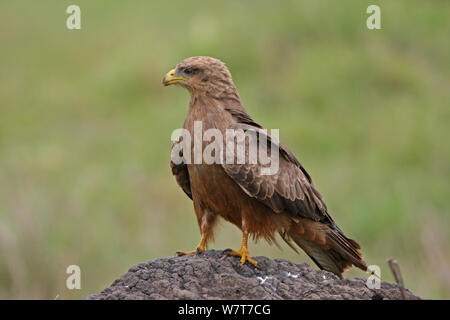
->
xmin=86 ymin=250 xmax=420 ymax=300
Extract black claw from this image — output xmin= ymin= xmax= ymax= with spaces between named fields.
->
xmin=196 ymin=247 xmax=202 ymax=255
xmin=220 ymin=249 xmax=233 ymax=261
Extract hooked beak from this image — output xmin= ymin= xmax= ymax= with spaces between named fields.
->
xmin=162 ymin=69 xmax=187 ymax=86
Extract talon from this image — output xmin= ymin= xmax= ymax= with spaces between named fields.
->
xmin=176 ymin=247 xmax=204 ymax=256
xmin=243 ymin=256 xmax=258 ymax=268
xmin=176 ymin=235 xmax=206 ymax=257
xmin=176 ymin=250 xmax=192 ymax=256
xmin=225 ymin=232 xmax=257 ymax=268
xmin=226 ymin=248 xmax=258 ymax=268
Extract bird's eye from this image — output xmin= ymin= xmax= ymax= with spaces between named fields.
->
xmin=184 ymin=67 xmax=193 ymax=75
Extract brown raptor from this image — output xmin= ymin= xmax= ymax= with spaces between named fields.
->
xmin=163 ymin=56 xmax=367 ymax=278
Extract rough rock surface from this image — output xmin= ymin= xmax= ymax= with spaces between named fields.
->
xmin=86 ymin=250 xmax=420 ymax=300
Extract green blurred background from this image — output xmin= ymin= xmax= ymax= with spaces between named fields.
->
xmin=0 ymin=0 xmax=449 ymax=299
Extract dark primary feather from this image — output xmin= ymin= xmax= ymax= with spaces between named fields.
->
xmin=170 ymin=145 xmax=192 ymax=200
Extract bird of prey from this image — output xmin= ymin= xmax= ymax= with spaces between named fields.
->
xmin=162 ymin=56 xmax=367 ymax=278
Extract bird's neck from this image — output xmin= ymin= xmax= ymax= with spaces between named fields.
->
xmin=184 ymin=92 xmax=241 ymax=132
xmin=189 ymin=87 xmax=243 ymax=111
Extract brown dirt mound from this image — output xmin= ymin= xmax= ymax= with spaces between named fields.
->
xmin=86 ymin=250 xmax=420 ymax=300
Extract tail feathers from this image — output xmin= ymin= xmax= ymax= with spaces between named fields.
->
xmin=283 ymin=221 xmax=367 ymax=279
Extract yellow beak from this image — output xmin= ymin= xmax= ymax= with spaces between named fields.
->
xmin=162 ymin=69 xmax=187 ymax=86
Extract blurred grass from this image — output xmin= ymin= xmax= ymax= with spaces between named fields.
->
xmin=0 ymin=0 xmax=449 ymax=299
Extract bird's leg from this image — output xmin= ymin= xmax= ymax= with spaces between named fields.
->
xmin=177 ymin=207 xmax=217 ymax=256
xmin=176 ymin=234 xmax=207 ymax=256
xmin=225 ymin=232 xmax=258 ymax=268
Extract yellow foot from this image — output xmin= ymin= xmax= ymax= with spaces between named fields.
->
xmin=176 ymin=246 xmax=204 ymax=256
xmin=225 ymin=248 xmax=258 ymax=268
xmin=177 ymin=236 xmax=206 ymax=257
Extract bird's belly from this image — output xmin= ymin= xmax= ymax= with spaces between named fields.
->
xmin=187 ymin=163 xmax=287 ymax=237
xmin=188 ymin=164 xmax=243 ymax=224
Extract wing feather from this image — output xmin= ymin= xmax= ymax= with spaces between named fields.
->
xmin=221 ymin=123 xmax=334 ymax=225
xmin=170 ymin=143 xmax=192 ymax=200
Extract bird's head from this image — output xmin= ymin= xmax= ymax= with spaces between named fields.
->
xmin=162 ymin=56 xmax=235 ymax=96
